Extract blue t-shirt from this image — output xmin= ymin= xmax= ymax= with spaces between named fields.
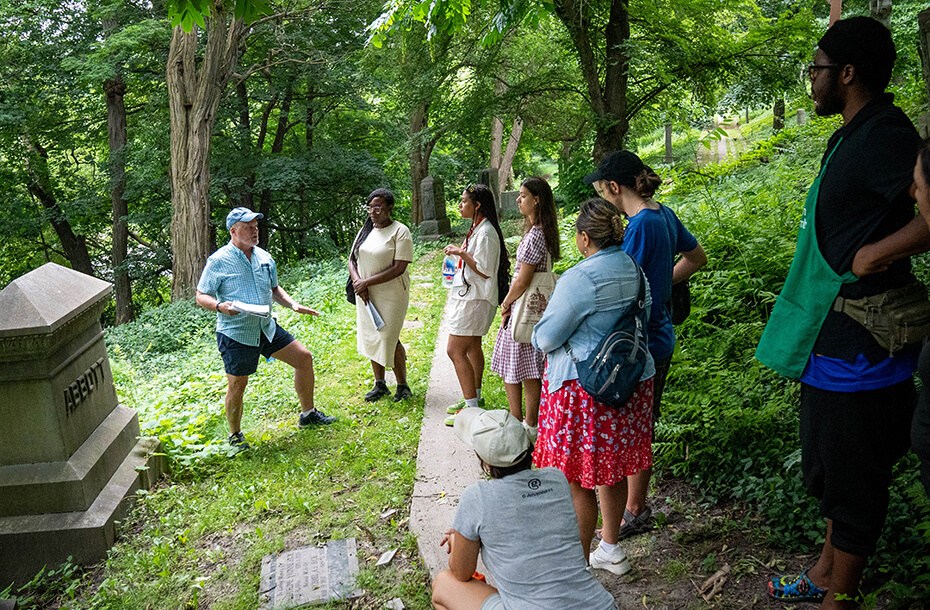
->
xmin=800 ymin=350 xmax=918 ymax=392
xmin=621 ymin=205 xmax=698 ymax=360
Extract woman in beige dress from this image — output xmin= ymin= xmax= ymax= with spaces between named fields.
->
xmin=348 ymin=189 xmax=414 ymax=402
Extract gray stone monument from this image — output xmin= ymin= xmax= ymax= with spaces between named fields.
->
xmin=796 ymin=109 xmax=806 ymax=126
xmin=0 ymin=263 xmax=165 ymax=589
xmin=477 ymin=168 xmax=501 ymax=215
xmin=419 ymin=175 xmax=452 ymax=240
xmin=499 ymin=190 xmax=520 ymax=219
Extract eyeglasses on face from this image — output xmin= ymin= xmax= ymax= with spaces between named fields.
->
xmin=363 ymin=204 xmax=383 ymax=213
xmin=807 ymin=64 xmax=840 ymax=80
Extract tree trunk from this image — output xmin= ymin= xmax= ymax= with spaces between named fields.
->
xmin=773 ymin=97 xmax=785 ymax=132
xmin=105 ymin=77 xmax=134 ymax=324
xmin=23 ymin=138 xmax=94 ymax=276
xmin=490 ymin=115 xmax=504 ymax=169
xmin=306 ymin=87 xmax=315 ymax=150
xmin=258 ymin=87 xmax=292 ymax=249
xmin=664 ymin=123 xmax=673 ymax=164
xmin=166 ymin=3 xmax=246 ymax=301
xmin=490 ymin=79 xmax=506 ymax=169
xmin=498 ymin=116 xmax=523 ymax=192
xmin=233 ymin=80 xmax=255 ymax=210
xmin=554 ymin=0 xmax=630 ymax=163
xmin=409 ymin=102 xmax=429 ymax=225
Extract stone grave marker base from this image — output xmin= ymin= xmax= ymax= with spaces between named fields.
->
xmin=259 ymin=539 xmax=363 ymax=608
xmin=0 ymin=437 xmax=165 ymax=588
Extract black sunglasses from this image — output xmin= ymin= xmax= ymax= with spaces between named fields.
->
xmin=807 ymin=64 xmax=840 ymax=80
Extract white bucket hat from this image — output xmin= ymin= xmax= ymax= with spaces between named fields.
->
xmin=453 ymin=408 xmax=532 ymax=467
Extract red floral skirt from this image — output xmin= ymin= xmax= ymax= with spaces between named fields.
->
xmin=533 ymin=374 xmax=654 ymax=489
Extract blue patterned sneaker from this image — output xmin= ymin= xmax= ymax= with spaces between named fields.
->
xmin=228 ymin=431 xmax=251 ymax=454
xmin=768 ymin=569 xmax=827 ymax=603
xmin=299 ymin=409 xmax=337 ymax=428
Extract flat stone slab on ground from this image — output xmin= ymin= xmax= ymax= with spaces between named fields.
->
xmin=259 ymin=539 xmax=363 ymax=608
xmin=415 ymin=283 xmax=432 ymax=289
xmin=403 ymin=320 xmax=424 ymax=329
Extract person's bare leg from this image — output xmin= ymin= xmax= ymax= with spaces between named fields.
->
xmin=598 ymin=479 xmax=629 ymax=545
xmin=465 ymin=336 xmax=484 ymax=394
xmin=431 ymin=569 xmax=498 ymax=610
xmin=371 ymin=360 xmax=386 ymax=382
xmin=393 ymin=341 xmax=407 ymax=385
xmin=625 ymin=468 xmax=651 ymax=518
xmin=505 ymin=382 xmax=523 ymax=420
xmin=524 ymin=378 xmax=541 ymax=427
xmin=447 ymin=335 xmax=477 ymax=399
xmin=225 ymin=374 xmax=249 ymax=433
xmin=570 ymin=482 xmax=598 ymax=562
xmin=807 ymin=519 xmax=835 ymax=591
xmin=822 ymin=546 xmax=866 ymax=609
xmin=271 ymin=340 xmax=315 ymax=412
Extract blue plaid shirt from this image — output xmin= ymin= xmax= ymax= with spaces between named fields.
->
xmin=197 ymin=242 xmax=278 ymax=346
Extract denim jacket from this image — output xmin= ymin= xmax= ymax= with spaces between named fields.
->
xmin=532 ymin=245 xmax=656 ymax=392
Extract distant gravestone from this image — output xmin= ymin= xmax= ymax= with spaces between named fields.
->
xmin=419 ymin=176 xmax=452 ymax=240
xmin=259 ymin=539 xmax=363 ymax=608
xmin=477 ymin=168 xmax=501 ymax=215
xmin=796 ymin=109 xmax=806 ymax=125
xmin=0 ymin=263 xmax=165 ymax=589
xmin=499 ymin=190 xmax=519 ymax=219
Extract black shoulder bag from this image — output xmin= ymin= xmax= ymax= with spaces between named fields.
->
xmin=570 ymin=261 xmax=650 ymax=408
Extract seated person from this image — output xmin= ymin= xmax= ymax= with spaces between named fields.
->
xmin=431 ymin=408 xmax=618 ymax=610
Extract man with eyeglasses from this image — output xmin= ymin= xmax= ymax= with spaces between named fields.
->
xmin=756 ymin=17 xmax=927 ymax=608
xmin=196 ymin=207 xmax=336 ymax=455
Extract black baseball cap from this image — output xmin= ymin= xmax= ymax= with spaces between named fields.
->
xmin=583 ymin=150 xmax=646 ymax=185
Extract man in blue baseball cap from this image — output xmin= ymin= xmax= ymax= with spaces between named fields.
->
xmin=197 ymin=207 xmax=336 ymax=454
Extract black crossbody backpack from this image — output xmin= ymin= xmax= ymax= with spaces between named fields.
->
xmin=568 ymin=259 xmax=650 ymax=409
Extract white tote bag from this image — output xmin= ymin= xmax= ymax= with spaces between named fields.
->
xmin=510 ymin=254 xmax=557 ymax=344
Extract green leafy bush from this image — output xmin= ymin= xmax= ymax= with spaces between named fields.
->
xmin=555 ymin=157 xmax=597 ymax=212
xmin=105 ymin=298 xmax=215 ymax=361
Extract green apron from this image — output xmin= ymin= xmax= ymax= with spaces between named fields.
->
xmin=755 ymin=138 xmax=857 ymax=379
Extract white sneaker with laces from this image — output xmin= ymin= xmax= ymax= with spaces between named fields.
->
xmin=589 ymin=543 xmax=632 ymax=575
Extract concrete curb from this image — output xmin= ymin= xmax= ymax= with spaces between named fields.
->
xmin=409 ymin=293 xmax=486 ymax=580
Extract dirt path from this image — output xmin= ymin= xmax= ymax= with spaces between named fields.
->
xmin=698 ymin=115 xmax=747 ymax=166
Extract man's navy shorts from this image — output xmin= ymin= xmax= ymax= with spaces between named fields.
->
xmin=217 ymin=325 xmax=295 ymax=376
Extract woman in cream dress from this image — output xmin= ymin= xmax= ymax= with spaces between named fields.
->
xmin=348 ymin=189 xmax=414 ymax=402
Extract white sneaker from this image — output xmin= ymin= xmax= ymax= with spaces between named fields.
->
xmin=589 ymin=543 xmax=632 ymax=575
xmin=522 ymin=420 xmax=538 ymax=442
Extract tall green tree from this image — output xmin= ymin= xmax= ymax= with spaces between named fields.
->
xmin=371 ymin=0 xmax=817 ymax=161
xmin=0 ymin=0 xmax=102 ymax=278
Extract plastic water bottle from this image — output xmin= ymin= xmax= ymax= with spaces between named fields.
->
xmin=442 ymin=255 xmax=456 ymax=287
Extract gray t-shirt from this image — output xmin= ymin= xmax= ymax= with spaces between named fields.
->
xmin=452 ymin=468 xmax=617 ymax=610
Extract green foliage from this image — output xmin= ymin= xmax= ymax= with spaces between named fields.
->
xmin=165 ymin=0 xmax=272 ymax=31
xmin=555 ymin=157 xmax=596 ymax=213
xmin=105 ymin=299 xmax=216 ymax=362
